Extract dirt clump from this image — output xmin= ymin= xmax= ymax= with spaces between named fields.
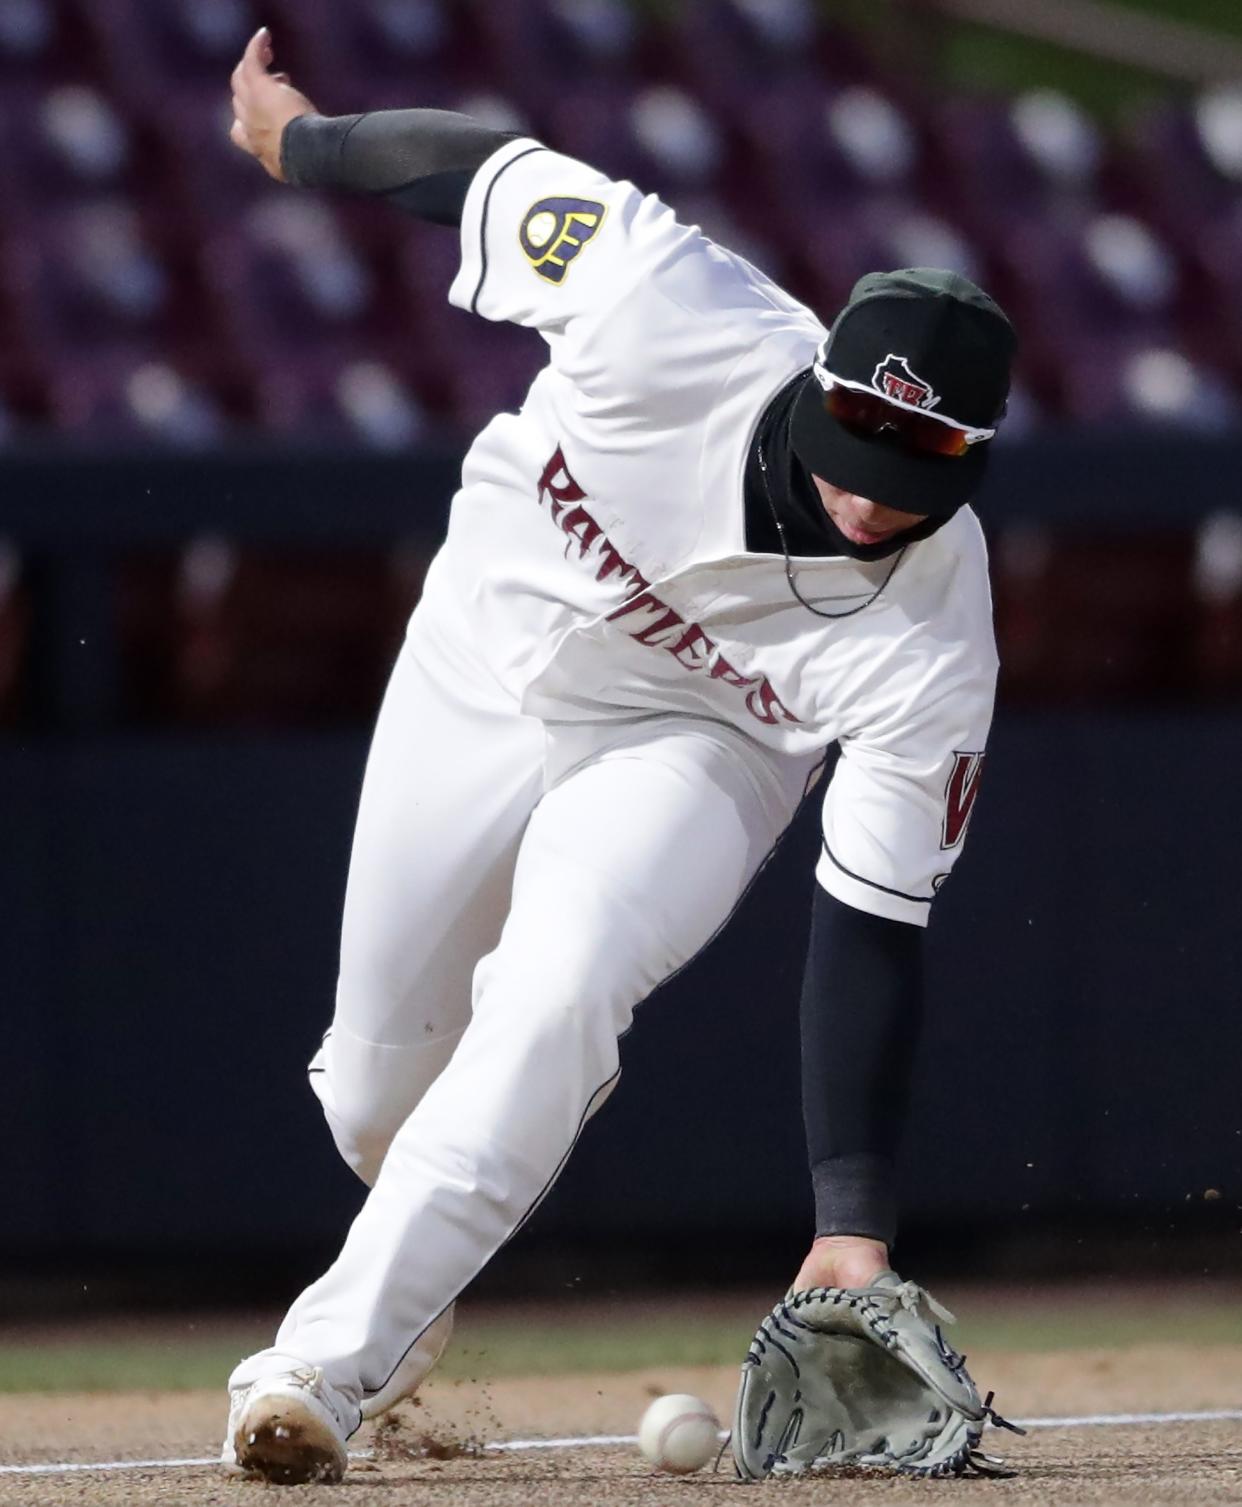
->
xmin=371 ymin=1403 xmax=486 ymax=1461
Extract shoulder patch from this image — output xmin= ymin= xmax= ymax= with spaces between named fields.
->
xmin=519 ymin=197 xmax=606 ymax=284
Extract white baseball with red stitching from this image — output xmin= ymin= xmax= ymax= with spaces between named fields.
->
xmin=638 ymin=1393 xmax=720 ymax=1474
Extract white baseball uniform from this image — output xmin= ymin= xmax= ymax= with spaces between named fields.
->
xmin=230 ymin=139 xmax=997 ymax=1425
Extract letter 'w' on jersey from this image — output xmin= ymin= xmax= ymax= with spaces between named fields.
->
xmin=941 ymin=751 xmax=986 ymax=849
xmin=519 ymin=197 xmax=607 ymax=284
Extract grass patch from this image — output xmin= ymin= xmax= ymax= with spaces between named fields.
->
xmin=1114 ymin=0 xmax=1242 ymax=36
xmin=0 ymin=1309 xmax=762 ymax=1395
xmin=440 ymin=1308 xmax=760 ymax=1381
xmin=831 ymin=0 xmax=1237 ymax=119
xmin=3 ymin=1286 xmax=1242 ymax=1393
xmin=954 ymin=1290 xmax=1242 ymax=1353
xmin=941 ymin=26 xmax=1177 ymax=119
xmin=0 ymin=1326 xmax=269 ymax=1395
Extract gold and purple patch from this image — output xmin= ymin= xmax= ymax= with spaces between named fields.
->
xmin=519 ymin=196 xmax=606 ymax=284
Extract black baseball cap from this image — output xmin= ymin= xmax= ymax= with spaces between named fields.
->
xmin=791 ymin=268 xmax=1018 ymax=518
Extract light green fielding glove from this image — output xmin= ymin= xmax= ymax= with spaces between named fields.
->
xmin=731 ymin=1271 xmax=1024 ymax=1481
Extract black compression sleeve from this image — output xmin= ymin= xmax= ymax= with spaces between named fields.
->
xmin=800 ymin=886 xmax=925 ymax=1247
xmin=280 ymin=110 xmax=522 ymax=227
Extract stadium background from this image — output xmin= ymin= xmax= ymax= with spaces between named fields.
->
xmin=2 ymin=0 xmax=1241 ymax=1326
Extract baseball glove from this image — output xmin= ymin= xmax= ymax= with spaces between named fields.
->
xmin=731 ymin=1272 xmax=1023 ymax=1480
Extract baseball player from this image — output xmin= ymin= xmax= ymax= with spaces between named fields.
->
xmin=224 ymin=28 xmax=1016 ymax=1485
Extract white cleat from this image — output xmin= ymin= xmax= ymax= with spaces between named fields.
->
xmin=360 ymin=1304 xmax=455 ymax=1421
xmin=222 ymin=1365 xmax=349 ymax=1485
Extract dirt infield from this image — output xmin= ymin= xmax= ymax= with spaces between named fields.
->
xmin=4 ymin=1342 xmax=1242 ymax=1506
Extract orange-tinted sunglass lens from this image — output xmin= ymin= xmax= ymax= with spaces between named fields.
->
xmin=823 ymin=387 xmax=974 ymax=458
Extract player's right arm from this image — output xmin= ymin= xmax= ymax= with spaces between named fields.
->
xmin=229 ymin=28 xmax=519 ymax=224
xmin=229 ymin=29 xmax=315 ymax=178
xmin=228 ymin=29 xmax=736 ymax=386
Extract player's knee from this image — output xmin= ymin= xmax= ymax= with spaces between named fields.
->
xmin=335 ymin=1121 xmax=391 ymax=1186
xmin=309 ymin=1014 xmax=463 ymax=1185
xmin=318 ymin=1088 xmax=395 ymax=1187
xmin=309 ymin=1051 xmax=403 ymax=1187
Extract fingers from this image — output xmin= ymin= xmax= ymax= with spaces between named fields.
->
xmin=232 ymin=26 xmax=272 ymax=94
xmin=246 ymin=25 xmax=272 ymax=71
xmin=227 ymin=26 xmax=309 ymax=176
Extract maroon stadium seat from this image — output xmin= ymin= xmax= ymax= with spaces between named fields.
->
xmin=0 ymin=0 xmax=1235 ymax=439
xmin=118 ymin=544 xmax=425 ymax=725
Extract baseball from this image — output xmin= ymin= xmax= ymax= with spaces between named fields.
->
xmin=637 ymin=1393 xmax=720 ymax=1474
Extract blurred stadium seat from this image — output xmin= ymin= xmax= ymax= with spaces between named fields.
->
xmin=43 ymin=355 xmax=242 ymax=445
xmin=260 ymin=0 xmax=486 ymax=113
xmin=669 ymin=0 xmax=870 ymax=110
xmin=1193 ymin=512 xmax=1242 ymax=698
xmin=1129 ymin=87 xmax=1242 ymax=233
xmin=0 ymin=0 xmax=103 ymax=90
xmin=0 ymin=0 xmax=1236 ymax=435
xmin=254 ymin=358 xmax=429 ymax=447
xmin=12 ymin=201 xmax=209 ymax=363
xmin=0 ymin=539 xmax=28 ymax=725
xmin=992 ymin=529 xmax=1197 ymax=704
xmin=794 ymin=81 xmax=925 ymax=197
xmin=0 ymin=0 xmax=1235 ymax=730
xmin=117 ymin=543 xmax=426 ymax=725
xmin=93 ymin=0 xmax=259 ymax=109
xmin=0 ymin=83 xmax=153 ymax=219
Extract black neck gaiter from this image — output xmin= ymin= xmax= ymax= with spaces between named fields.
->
xmin=743 ymin=371 xmax=953 ymax=563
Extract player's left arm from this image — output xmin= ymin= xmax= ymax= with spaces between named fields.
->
xmin=794 ymin=644 xmax=997 ymax=1288
xmin=793 ymin=889 xmax=924 ymax=1288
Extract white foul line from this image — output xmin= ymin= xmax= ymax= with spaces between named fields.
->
xmin=1013 ymin=1408 xmax=1242 ymax=1430
xmin=2 ymin=1410 xmax=1242 ymax=1477
xmin=0 ymin=1456 xmax=219 ymax=1476
xmin=490 ymin=1432 xmax=639 ymax=1451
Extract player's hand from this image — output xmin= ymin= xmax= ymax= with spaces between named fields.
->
xmin=229 ymin=27 xmax=316 ymax=181
xmin=793 ymin=1233 xmax=889 ymax=1291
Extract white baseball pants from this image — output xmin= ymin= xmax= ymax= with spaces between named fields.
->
xmin=230 ymin=603 xmax=816 ymax=1425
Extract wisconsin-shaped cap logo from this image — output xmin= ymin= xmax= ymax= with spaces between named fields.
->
xmin=872 ymin=354 xmax=940 ymax=411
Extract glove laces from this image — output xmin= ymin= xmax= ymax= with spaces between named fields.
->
xmin=857 ymin=1278 xmax=957 ymax=1326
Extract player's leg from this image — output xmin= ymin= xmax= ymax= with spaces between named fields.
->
xmin=226 ymin=615 xmax=547 ymax=1464
xmin=310 ymin=618 xmax=546 ymax=1189
xmin=231 ymin=720 xmax=815 ymax=1439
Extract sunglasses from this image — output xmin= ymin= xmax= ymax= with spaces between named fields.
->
xmin=815 ymin=369 xmax=996 ymax=459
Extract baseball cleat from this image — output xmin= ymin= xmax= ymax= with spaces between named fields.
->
xmin=223 ymin=1365 xmax=349 ymax=1484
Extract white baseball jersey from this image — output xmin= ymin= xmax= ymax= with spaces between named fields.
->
xmin=419 ymin=138 xmax=998 ymax=927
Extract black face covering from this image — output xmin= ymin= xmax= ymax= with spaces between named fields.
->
xmin=745 ymin=371 xmax=954 ymax=563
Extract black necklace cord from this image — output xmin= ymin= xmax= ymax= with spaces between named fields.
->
xmin=756 ymin=425 xmax=908 ymax=621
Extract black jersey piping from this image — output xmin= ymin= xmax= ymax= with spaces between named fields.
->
xmin=470 ymin=145 xmax=547 ymax=315
xmin=820 ymin=840 xmax=932 ymax=906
